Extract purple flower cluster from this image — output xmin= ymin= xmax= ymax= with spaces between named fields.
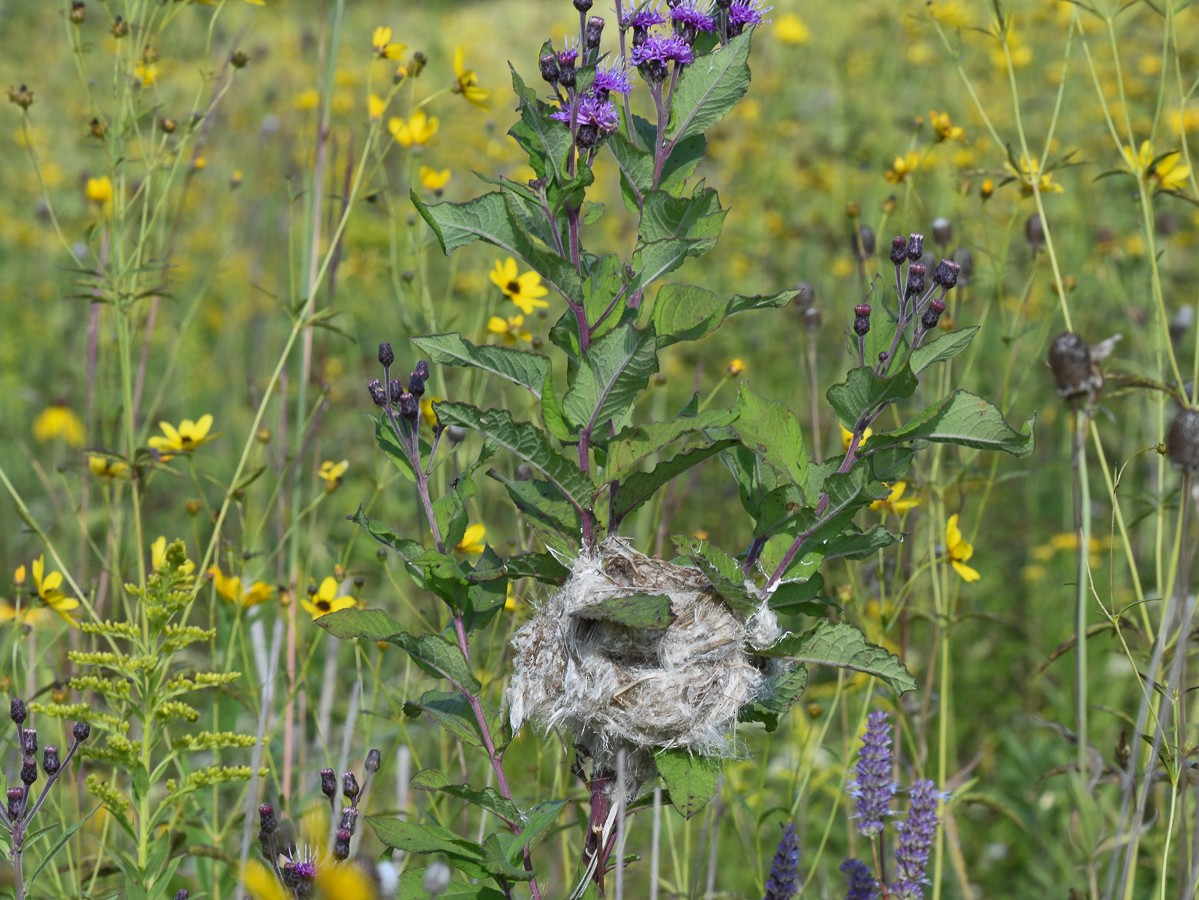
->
xmin=551 ymin=93 xmax=619 ymax=133
xmin=761 ymin=822 xmax=799 ymax=900
xmin=839 ymin=859 xmax=879 ymax=900
xmin=891 ymin=780 xmax=940 ymax=900
xmin=630 ymin=33 xmax=694 ymax=82
xmin=671 ymin=0 xmax=716 ymax=34
xmin=622 ymin=2 xmax=667 ymax=30
xmin=727 ymin=0 xmax=772 ymax=33
xmin=594 ymin=58 xmax=633 ymax=100
xmin=848 ymin=710 xmax=896 ymax=838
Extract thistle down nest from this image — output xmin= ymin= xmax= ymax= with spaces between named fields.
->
xmin=507 ymin=537 xmax=786 ymax=787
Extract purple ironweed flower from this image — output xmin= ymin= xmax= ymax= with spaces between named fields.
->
xmin=848 ymin=710 xmax=895 ymax=838
xmin=631 ymin=33 xmax=694 ymax=82
xmin=891 ymin=779 xmax=941 ymax=900
xmin=594 ymin=58 xmax=633 ymax=99
xmin=671 ymin=0 xmax=716 ymax=35
xmin=557 ymin=42 xmax=580 ymax=67
xmin=726 ymin=0 xmax=771 ymax=36
xmin=552 ymin=92 xmax=620 ymax=147
xmin=622 ymin=2 xmax=668 ymax=30
xmin=761 ymin=822 xmax=799 ymax=900
xmin=840 ymin=859 xmax=879 ymax=900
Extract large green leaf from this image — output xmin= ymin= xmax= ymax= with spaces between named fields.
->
xmin=731 ymin=386 xmax=809 ymax=493
xmin=488 ymin=469 xmax=581 ymax=541
xmin=672 ymin=535 xmax=759 ymax=619
xmin=610 ymin=440 xmax=736 ymax=524
xmin=412 ymin=333 xmax=549 ymax=397
xmin=651 ymin=283 xmax=795 ymax=347
xmin=665 ymin=32 xmax=753 ymax=144
xmin=562 ymin=323 xmax=659 ymax=433
xmin=412 ymin=191 xmax=582 ymax=303
xmin=633 ymin=187 xmax=726 ymax=287
xmin=398 ymin=872 xmax=507 ymax=900
xmin=872 ymin=390 xmax=1036 ymax=457
xmin=760 ymin=620 xmax=917 ymax=694
xmin=604 ymin=407 xmax=737 ymax=481
xmin=404 ymin=690 xmax=491 ymax=751
xmin=434 ymin=402 xmax=595 ymax=511
xmin=827 ymin=363 xmax=920 ymax=428
xmin=508 ymin=65 xmax=574 ymax=185
xmin=368 ymin=817 xmax=487 ymax=873
xmin=412 ymin=768 xmax=521 ymax=824
xmin=909 ymin=326 xmax=978 ymax=374
xmin=571 ymin=593 xmax=675 ymax=630
xmin=739 ymin=665 xmax=808 ymax=731
xmin=655 ymin=750 xmax=722 ymax=819
xmin=581 ymin=254 xmax=630 ymax=340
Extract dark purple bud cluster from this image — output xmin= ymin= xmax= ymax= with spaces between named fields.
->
xmin=874 ymin=231 xmax=966 ymax=354
xmin=2 ymin=700 xmax=89 ymax=847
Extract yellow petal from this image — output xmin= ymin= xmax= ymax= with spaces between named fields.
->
xmin=952 ymin=559 xmax=981 ymax=583
xmin=946 ymin=514 xmax=963 ymax=551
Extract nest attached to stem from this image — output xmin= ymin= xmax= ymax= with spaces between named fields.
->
xmin=507 ymin=537 xmax=782 ymax=783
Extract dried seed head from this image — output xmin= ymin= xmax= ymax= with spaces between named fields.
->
xmin=70 ymin=2 xmax=86 ymax=24
xmin=1047 ymin=332 xmax=1102 ymax=401
xmin=364 ymin=748 xmax=381 ymax=774
xmin=932 ymin=217 xmax=953 ymax=245
xmin=1167 ymin=408 xmax=1199 ymax=473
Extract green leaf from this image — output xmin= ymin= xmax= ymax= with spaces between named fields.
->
xmin=541 ymin=368 xmax=574 ymax=442
xmin=404 ymin=690 xmax=489 ymax=750
xmin=368 ymin=816 xmax=487 ymax=869
xmin=760 ymin=620 xmax=917 ymax=694
xmin=665 ymin=32 xmax=753 ymax=144
xmin=633 ymin=186 xmax=726 ymax=287
xmin=651 ymin=283 xmax=795 ymax=347
xmin=671 ymin=535 xmax=759 ymax=619
xmin=562 ymin=323 xmax=659 ymax=433
xmin=412 ymin=191 xmax=582 ymax=303
xmin=825 ymin=524 xmax=898 ymax=560
xmin=505 ymin=551 xmax=571 ymax=584
xmin=488 ymin=469 xmax=581 ymax=548
xmin=732 ymin=386 xmax=809 ymax=493
xmin=582 ymin=255 xmax=630 ymax=340
xmin=318 ymin=609 xmax=481 ymax=692
xmin=610 ymin=440 xmax=736 ymax=524
xmin=605 ymin=407 xmax=737 ymax=482
xmin=768 ymin=575 xmax=831 ymax=617
xmin=827 ymin=363 xmax=920 ymax=428
xmin=509 ymin=66 xmax=574 ymax=186
xmin=399 ymin=871 xmax=508 ymax=900
xmin=28 ymin=805 xmax=99 ymax=890
xmin=435 ymin=402 xmax=595 ymax=511
xmin=412 ymin=333 xmax=549 ymax=397
xmin=433 ymin=490 xmax=469 ymax=553
xmin=348 ymin=506 xmax=425 ymax=560
xmin=739 ymin=665 xmax=808 ymax=731
xmin=374 ymin=415 xmax=417 ymax=483
xmin=412 ymin=768 xmax=522 ymax=824
xmin=572 ymin=593 xmax=676 ymax=629
xmin=908 ymin=326 xmax=978 ymax=374
xmin=513 ymin=800 xmax=568 ymax=855
xmin=609 ymin=114 xmax=707 ymax=203
xmin=655 ymin=750 xmax=722 ymax=819
xmin=872 ymin=391 xmax=1036 ymax=457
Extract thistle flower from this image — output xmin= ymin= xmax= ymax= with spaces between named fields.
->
xmin=848 ymin=710 xmax=895 ymax=837
xmin=622 ymin=3 xmax=668 ymax=30
xmin=631 ymin=33 xmax=693 ymax=81
xmin=593 ymin=58 xmax=633 ymax=99
xmin=839 ymin=858 xmax=879 ymax=900
xmin=761 ymin=822 xmax=799 ymax=899
xmin=726 ymin=0 xmax=771 ymax=36
xmin=891 ymin=780 xmax=941 ymax=899
xmin=671 ymin=0 xmax=716 ymax=35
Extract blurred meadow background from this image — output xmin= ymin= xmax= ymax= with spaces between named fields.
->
xmin=2 ymin=0 xmax=1199 ymax=897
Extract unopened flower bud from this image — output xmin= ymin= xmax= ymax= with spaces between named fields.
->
xmin=1167 ymin=408 xmax=1199 ymax=474
xmin=70 ymin=2 xmax=86 ymax=24
xmin=339 ymin=806 xmax=359 ymax=831
xmin=585 ymin=16 xmax=605 ymax=49
xmin=399 ymin=392 xmax=419 ymax=420
xmin=932 ymin=217 xmax=952 ymax=245
xmin=21 ymin=728 xmax=36 ymax=754
xmin=11 ymin=698 xmax=27 ymax=724
xmin=853 ymin=303 xmax=871 ymax=337
xmin=906 ymin=233 xmax=924 ymax=261
xmin=111 ymin=16 xmax=129 ymax=38
xmin=574 ymin=0 xmax=593 ymax=10
xmin=921 ymin=298 xmax=946 ymax=331
xmin=377 ymin=342 xmax=394 ymax=368
xmin=42 ymin=745 xmax=60 ymax=776
xmin=230 ymin=50 xmax=249 ymax=69
xmin=539 ymin=54 xmax=560 ymax=84
xmin=320 ymin=767 xmax=337 ymax=799
xmin=7 ymin=84 xmax=34 ymax=110
xmin=175 ymin=891 xmax=190 ymax=900
xmin=21 ymin=755 xmax=38 ymax=786
xmin=367 ymin=379 xmax=387 ymax=407
xmin=72 ymin=722 xmax=90 ymax=742
xmin=905 ymin=263 xmax=926 ymax=298
xmin=365 ymin=748 xmax=381 ymax=773
xmin=258 ymin=803 xmax=278 ymax=836
xmin=889 ymin=235 xmax=907 ymax=265
xmin=1047 ymin=332 xmax=1092 ymax=399
xmin=342 ymin=771 xmax=360 ymax=800
xmin=7 ymin=787 xmax=23 ymax=820
xmin=932 ymin=259 xmax=960 ymax=289
xmin=160 ymin=117 xmax=176 ymax=134
xmin=409 ymin=360 xmax=430 ymax=397
xmin=334 ymin=828 xmax=352 ymax=860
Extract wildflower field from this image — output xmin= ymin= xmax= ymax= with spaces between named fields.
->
xmin=2 ymin=0 xmax=1199 ymax=897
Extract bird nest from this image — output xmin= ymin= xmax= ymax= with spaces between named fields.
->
xmin=506 ymin=537 xmax=782 ymax=782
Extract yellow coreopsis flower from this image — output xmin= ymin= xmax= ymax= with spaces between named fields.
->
xmin=88 ymin=454 xmax=130 ymax=480
xmin=1121 ymin=139 xmax=1154 ymax=178
xmin=774 ymin=13 xmax=810 ymax=45
xmin=368 ymin=93 xmax=387 ymax=120
xmin=420 ymin=396 xmax=440 ymax=428
xmin=885 ymin=151 xmax=922 ymax=184
xmin=389 ymin=110 xmax=439 ymax=147
xmin=456 ymin=524 xmax=486 ymax=555
xmin=487 ymin=314 xmax=532 ymax=345
xmin=929 ymin=110 xmax=965 ymax=143
xmin=301 ymin=576 xmax=356 ymax=620
xmin=31 ymin=556 xmax=80 ymax=627
xmin=1152 ymin=151 xmax=1190 ymax=193
xmin=418 ymin=165 xmax=451 ymax=191
xmin=372 ymin=26 xmax=406 ymax=60
xmin=208 ymin=567 xmax=275 ymax=608
xmin=318 ymin=459 xmax=348 ymax=492
xmin=132 ymin=61 xmax=159 ymax=87
xmin=840 ymin=423 xmax=872 ymax=452
xmin=727 ymin=358 xmax=745 ymax=377
xmin=33 ymin=405 xmax=85 ymax=447
xmin=489 ymin=257 xmax=549 ymax=314
xmin=84 ymin=176 xmax=113 ymax=206
xmin=945 ymin=513 xmax=980 ymax=582
xmin=870 ymin=481 xmax=919 ymax=515
xmin=1007 ymin=153 xmax=1064 ymax=196
xmin=148 ymin=414 xmax=216 ymax=460
xmin=452 ymin=47 xmax=489 ymax=110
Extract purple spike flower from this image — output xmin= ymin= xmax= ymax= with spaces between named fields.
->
xmin=848 ymin=710 xmax=896 ymax=838
xmin=671 ymin=0 xmax=716 ymax=34
xmin=594 ymin=59 xmax=633 ymax=98
xmin=840 ymin=859 xmax=880 ymax=900
xmin=891 ymin=779 xmax=941 ymax=900
xmin=727 ymin=0 xmax=771 ymax=36
xmin=761 ymin=822 xmax=799 ymax=900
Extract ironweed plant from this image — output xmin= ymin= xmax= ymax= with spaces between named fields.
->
xmin=318 ymin=1 xmax=1033 ymax=896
